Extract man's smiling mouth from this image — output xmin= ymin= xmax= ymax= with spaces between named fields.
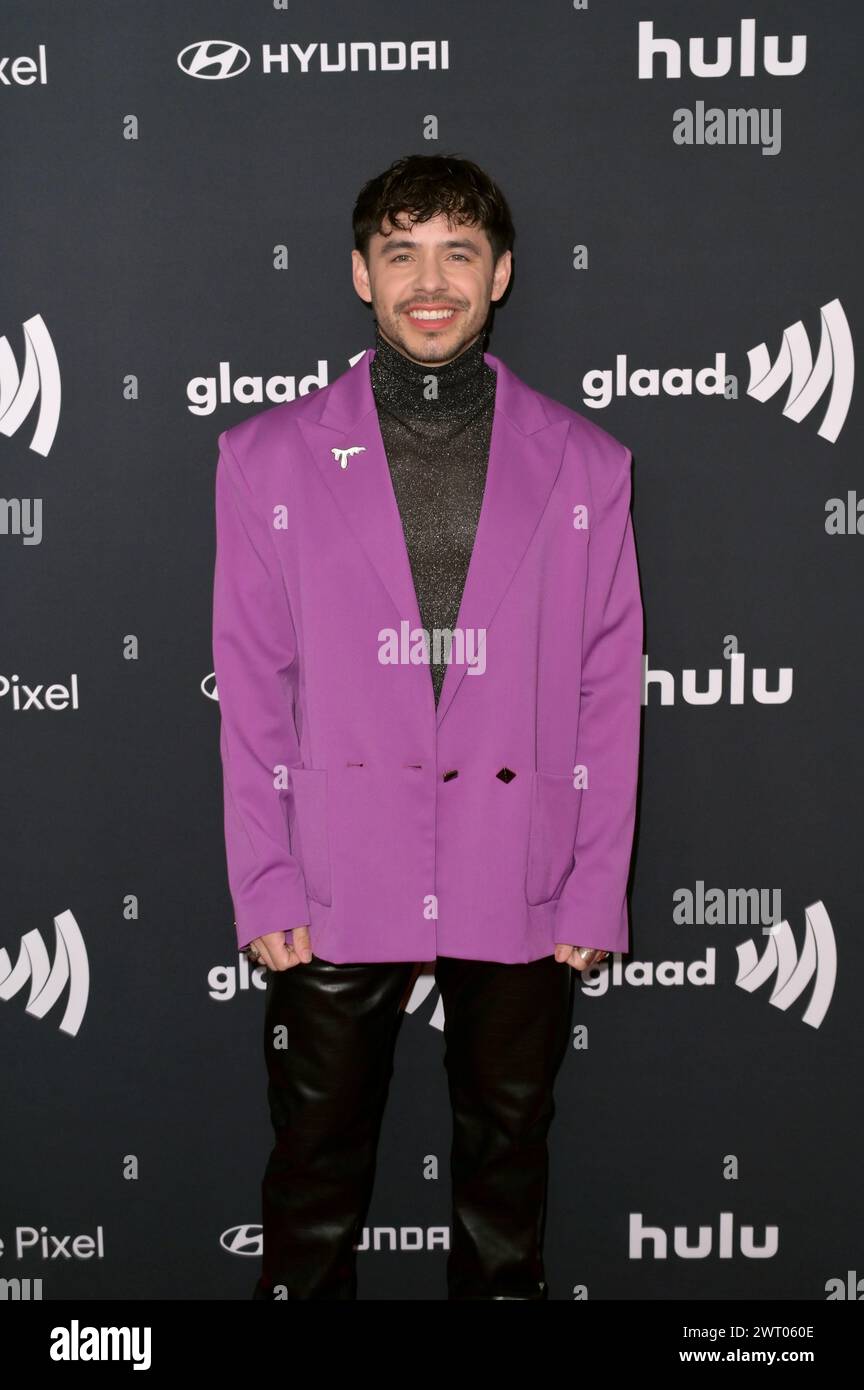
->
xmin=405 ymin=306 xmax=459 ymax=328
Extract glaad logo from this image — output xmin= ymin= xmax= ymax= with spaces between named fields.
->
xmin=736 ymin=899 xmax=836 ymax=1029
xmin=177 ymin=41 xmax=250 ymax=80
xmin=576 ymin=903 xmax=834 ymax=1027
xmin=0 ymin=313 xmax=61 ymax=456
xmin=747 ymin=299 xmax=854 ymax=444
xmin=207 ymin=953 xmax=267 ymax=1001
xmin=188 ymin=359 xmax=331 ymax=414
xmin=582 ymin=299 xmax=853 ymax=442
xmin=188 ymin=351 xmax=366 ymax=414
xmin=0 ymin=909 xmax=89 ymax=1035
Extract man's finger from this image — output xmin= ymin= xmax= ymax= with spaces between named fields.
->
xmin=245 ymin=927 xmax=312 ymax=972
xmin=249 ymin=938 xmax=276 ymax=971
xmin=250 ymin=931 xmax=290 ymax=972
xmin=554 ymin=944 xmax=608 ymax=971
xmin=288 ymin=926 xmax=313 ymax=964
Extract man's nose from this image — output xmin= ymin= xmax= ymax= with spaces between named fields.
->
xmin=409 ymin=261 xmax=450 ymax=294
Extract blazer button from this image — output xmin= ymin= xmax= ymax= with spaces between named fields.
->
xmin=442 ymin=769 xmax=459 ymax=782
xmin=496 ymin=767 xmax=517 ymax=782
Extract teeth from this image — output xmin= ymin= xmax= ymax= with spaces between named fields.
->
xmin=410 ymin=309 xmax=455 ymax=320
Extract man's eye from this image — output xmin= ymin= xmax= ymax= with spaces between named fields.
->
xmin=389 ymin=253 xmax=470 ymax=263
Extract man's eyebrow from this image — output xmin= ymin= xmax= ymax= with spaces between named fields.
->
xmin=376 ymin=237 xmax=484 ymax=255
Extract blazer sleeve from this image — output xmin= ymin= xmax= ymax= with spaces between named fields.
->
xmin=554 ymin=445 xmax=644 ymax=955
xmin=212 ymin=428 xmax=311 ymax=952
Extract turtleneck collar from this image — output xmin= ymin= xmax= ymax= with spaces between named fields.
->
xmin=369 ymin=320 xmax=494 ymax=420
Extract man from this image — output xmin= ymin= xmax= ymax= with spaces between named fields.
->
xmin=211 ymin=153 xmax=644 ymax=1300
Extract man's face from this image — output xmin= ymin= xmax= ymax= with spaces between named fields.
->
xmin=352 ymin=210 xmax=512 ymax=366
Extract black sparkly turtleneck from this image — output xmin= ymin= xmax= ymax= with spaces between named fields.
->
xmin=369 ymin=321 xmax=497 ymax=706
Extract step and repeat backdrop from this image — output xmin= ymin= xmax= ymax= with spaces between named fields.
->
xmin=1 ymin=0 xmax=861 ymax=1302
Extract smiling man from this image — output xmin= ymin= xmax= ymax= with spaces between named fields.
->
xmin=212 ymin=153 xmax=644 ymax=1300
xmin=353 ymin=209 xmax=508 ymax=361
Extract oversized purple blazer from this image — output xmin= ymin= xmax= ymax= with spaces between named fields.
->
xmin=211 ymin=345 xmax=644 ymax=963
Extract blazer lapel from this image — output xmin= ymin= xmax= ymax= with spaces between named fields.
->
xmin=434 ymin=350 xmax=569 ymax=727
xmin=296 ymin=346 xmax=570 ymax=729
xmin=297 ymin=349 xmax=425 ymax=644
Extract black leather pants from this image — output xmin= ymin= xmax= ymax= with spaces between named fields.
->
xmin=252 ymin=952 xmax=574 ymax=1300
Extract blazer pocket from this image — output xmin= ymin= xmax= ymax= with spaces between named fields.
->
xmin=525 ymin=771 xmax=584 ymax=906
xmin=289 ymin=766 xmax=332 ymax=906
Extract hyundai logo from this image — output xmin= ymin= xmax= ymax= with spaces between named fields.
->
xmin=177 ymin=41 xmax=251 ymax=80
xmin=220 ymin=1224 xmax=262 ymax=1256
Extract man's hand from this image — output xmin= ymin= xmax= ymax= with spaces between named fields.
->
xmin=554 ymin=943 xmax=610 ymax=971
xmin=246 ymin=926 xmax=313 ymax=972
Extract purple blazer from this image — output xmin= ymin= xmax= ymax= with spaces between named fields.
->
xmin=212 ymin=346 xmax=643 ymax=963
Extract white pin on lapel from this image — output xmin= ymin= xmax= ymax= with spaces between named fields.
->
xmin=332 ymin=445 xmax=367 ymax=470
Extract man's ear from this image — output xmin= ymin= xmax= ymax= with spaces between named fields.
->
xmin=351 ymin=249 xmax=373 ymax=305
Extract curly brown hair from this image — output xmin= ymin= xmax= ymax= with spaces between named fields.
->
xmin=352 ymin=153 xmax=516 ymax=267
